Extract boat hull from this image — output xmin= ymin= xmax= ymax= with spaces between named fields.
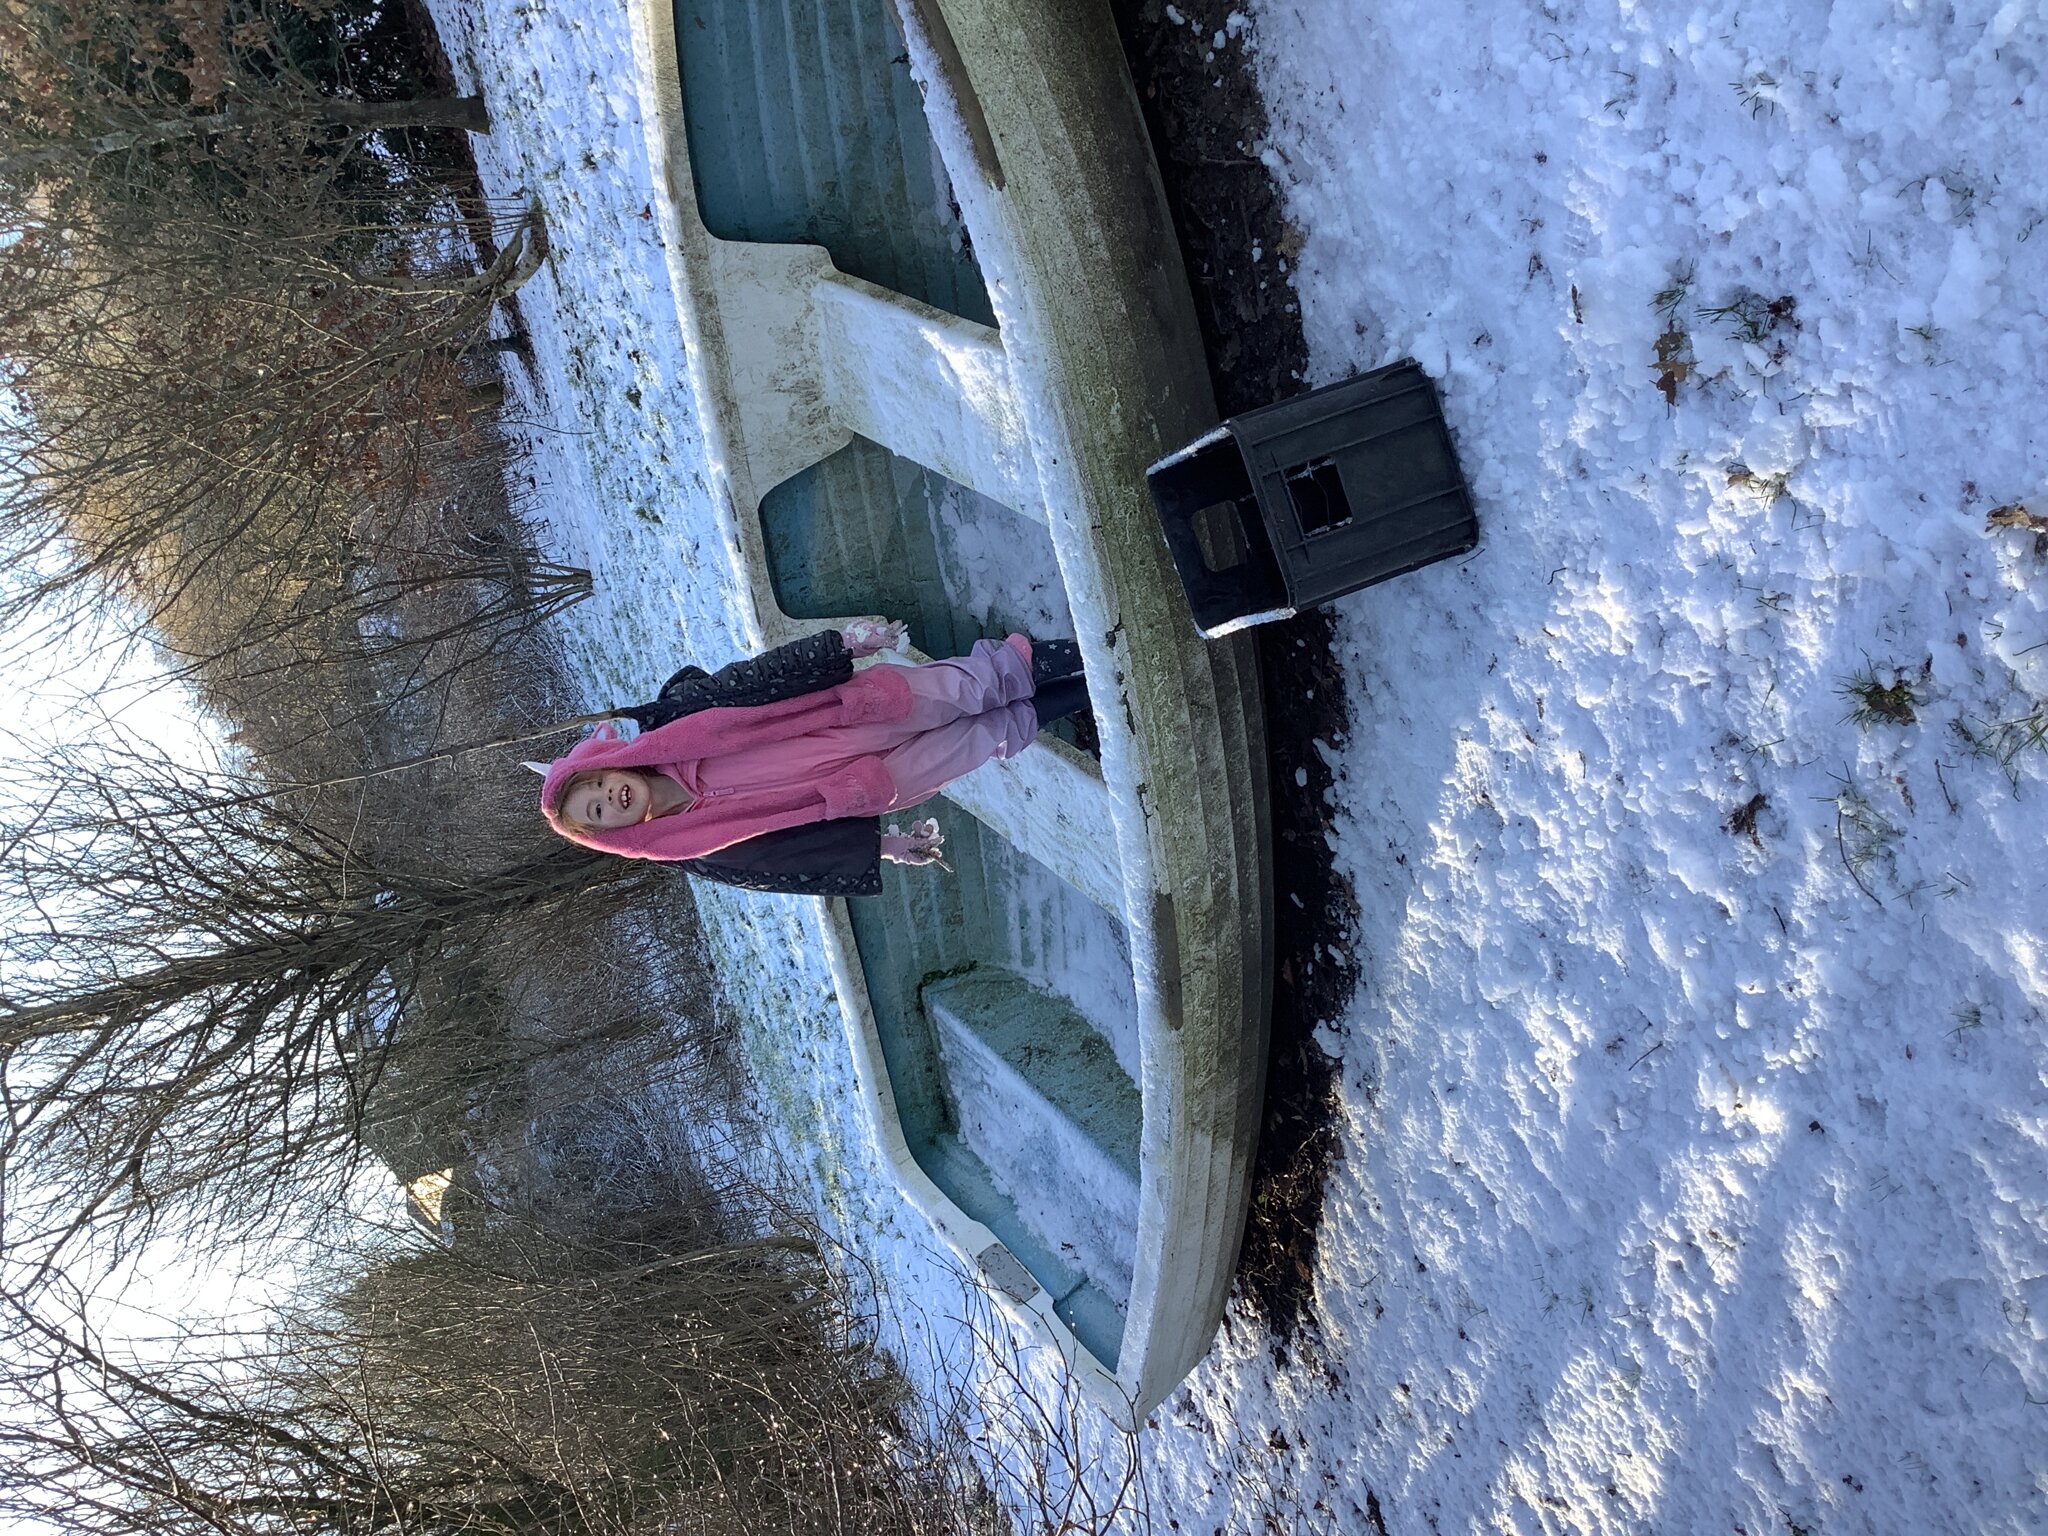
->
xmin=627 ymin=0 xmax=1272 ymax=1421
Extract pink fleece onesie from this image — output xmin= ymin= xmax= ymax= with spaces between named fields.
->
xmin=541 ymin=635 xmax=1037 ymax=861
xmin=667 ymin=635 xmax=1036 ymax=810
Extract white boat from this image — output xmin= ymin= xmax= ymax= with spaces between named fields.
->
xmin=626 ymin=0 xmax=1271 ymax=1423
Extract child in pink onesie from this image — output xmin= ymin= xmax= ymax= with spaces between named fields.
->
xmin=538 ymin=620 xmax=1089 ymax=892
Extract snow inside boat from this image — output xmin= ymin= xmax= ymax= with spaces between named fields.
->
xmin=626 ymin=0 xmax=1272 ymax=1420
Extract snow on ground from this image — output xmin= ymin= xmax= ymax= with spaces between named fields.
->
xmin=1216 ymin=1 xmax=2048 ymax=1531
xmin=429 ymin=0 xmax=2047 ymax=1530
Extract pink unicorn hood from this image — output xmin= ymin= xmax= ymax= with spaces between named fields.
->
xmin=537 ymin=721 xmax=647 ymax=847
xmin=536 ymin=665 xmax=914 ymax=862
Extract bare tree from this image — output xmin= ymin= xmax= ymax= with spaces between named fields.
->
xmin=0 ymin=1151 xmax=1018 ymax=1536
xmin=0 ymin=736 xmax=660 ymax=1281
xmin=0 ymin=185 xmax=551 ymax=624
xmin=0 ymin=94 xmax=493 ymax=185
xmin=0 ymin=0 xmax=490 ymax=203
xmin=0 ymin=0 xmax=557 ymax=668
xmin=0 ymin=1186 xmax=1154 ymax=1536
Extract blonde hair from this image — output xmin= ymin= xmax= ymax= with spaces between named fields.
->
xmin=552 ymin=769 xmax=607 ymax=832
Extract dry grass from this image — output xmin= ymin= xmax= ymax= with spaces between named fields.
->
xmin=1838 ymin=663 xmax=1925 ymax=728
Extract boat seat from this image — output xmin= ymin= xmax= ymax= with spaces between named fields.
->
xmin=924 ymin=968 xmax=1139 ymax=1353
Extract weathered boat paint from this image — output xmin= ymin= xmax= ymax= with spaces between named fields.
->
xmin=625 ymin=0 xmax=1271 ymax=1422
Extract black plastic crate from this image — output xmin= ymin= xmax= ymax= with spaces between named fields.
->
xmin=1148 ymin=359 xmax=1479 ymax=637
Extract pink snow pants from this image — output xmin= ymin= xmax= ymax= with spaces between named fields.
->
xmin=682 ymin=636 xmax=1038 ymax=812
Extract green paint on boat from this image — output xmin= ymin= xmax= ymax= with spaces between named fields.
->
xmin=672 ymin=0 xmax=993 ymax=326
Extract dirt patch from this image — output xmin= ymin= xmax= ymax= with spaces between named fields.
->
xmin=1105 ymin=0 xmax=1352 ymax=1357
xmin=1240 ymin=610 xmax=1356 ymax=1357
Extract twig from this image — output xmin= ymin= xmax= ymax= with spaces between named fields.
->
xmin=110 ymin=713 xmax=624 ymax=826
xmin=1935 ymin=760 xmax=1959 ymax=815
xmin=1836 ymin=808 xmax=1883 ymax=908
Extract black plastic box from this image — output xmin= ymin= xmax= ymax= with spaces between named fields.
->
xmin=1147 ymin=359 xmax=1479 ymax=637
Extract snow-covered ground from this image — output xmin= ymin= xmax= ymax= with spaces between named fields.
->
xmin=428 ymin=0 xmax=2048 ymax=1529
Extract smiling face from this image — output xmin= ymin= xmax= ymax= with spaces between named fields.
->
xmin=560 ymin=769 xmax=656 ymax=833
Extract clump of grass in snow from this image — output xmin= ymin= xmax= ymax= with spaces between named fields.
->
xmin=1733 ymin=69 xmax=1780 ymax=117
xmin=1839 ymin=664 xmax=1925 ymax=727
xmin=1703 ymin=288 xmax=1801 ymax=372
xmin=1701 ymin=289 xmax=1799 ymax=346
xmin=1830 ymin=786 xmax=1902 ymax=902
xmin=1653 ymin=264 xmax=1695 ymax=317
xmin=1953 ymin=706 xmax=2048 ymax=787
xmin=1727 ymin=462 xmax=1791 ymax=507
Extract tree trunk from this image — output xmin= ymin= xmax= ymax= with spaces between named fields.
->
xmin=316 ymin=96 xmax=492 ymax=135
xmin=0 ymin=94 xmax=492 ymax=183
xmin=0 ymin=848 xmax=621 ymax=1047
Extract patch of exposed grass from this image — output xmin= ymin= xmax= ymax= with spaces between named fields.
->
xmin=1727 ymin=462 xmax=1792 ymax=507
xmin=1702 ymin=289 xmax=1799 ymax=346
xmin=1653 ymin=264 xmax=1696 ymax=318
xmin=1734 ymin=69 xmax=1780 ymax=116
xmin=1829 ymin=784 xmax=1902 ymax=903
xmin=1839 ymin=664 xmax=1925 ymax=728
xmin=1953 ymin=706 xmax=2048 ymax=787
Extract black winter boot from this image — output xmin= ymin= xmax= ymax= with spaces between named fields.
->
xmin=1032 ymin=673 xmax=1091 ymax=727
xmin=1029 ymin=637 xmax=1084 ymax=688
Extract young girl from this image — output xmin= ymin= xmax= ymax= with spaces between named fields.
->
xmin=538 ymin=620 xmax=1089 ymax=896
